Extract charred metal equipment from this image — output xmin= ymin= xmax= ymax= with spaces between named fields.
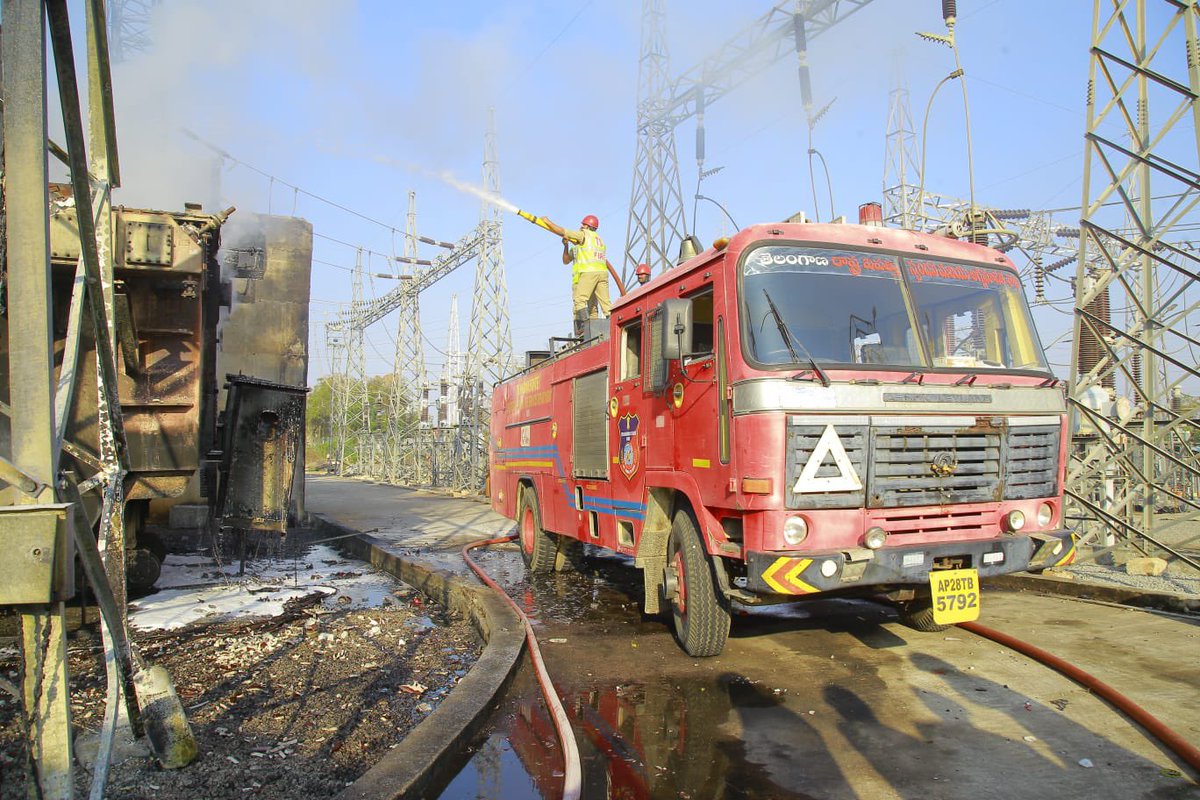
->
xmin=212 ymin=375 xmax=307 ymax=568
xmin=37 ymin=195 xmax=234 ymax=590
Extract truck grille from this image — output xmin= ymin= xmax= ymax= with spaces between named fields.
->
xmin=869 ymin=506 xmax=991 ymax=538
xmin=869 ymin=427 xmax=1002 ymax=508
xmin=1003 ymin=424 xmax=1060 ymax=499
xmin=784 ymin=419 xmax=1060 ymax=511
xmin=784 ymin=423 xmax=867 ymax=509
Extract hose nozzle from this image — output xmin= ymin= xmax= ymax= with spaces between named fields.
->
xmin=517 ymin=209 xmax=555 ymax=233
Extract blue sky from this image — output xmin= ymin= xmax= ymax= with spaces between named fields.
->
xmin=83 ymin=1 xmax=1179 ymax=383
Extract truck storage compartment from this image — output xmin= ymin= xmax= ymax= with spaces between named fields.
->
xmin=572 ymin=369 xmax=608 ymax=478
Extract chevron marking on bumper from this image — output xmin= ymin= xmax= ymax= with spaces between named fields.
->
xmin=762 ymin=557 xmax=820 ymax=594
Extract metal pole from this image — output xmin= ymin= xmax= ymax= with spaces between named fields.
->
xmin=3 ymin=0 xmax=75 ymax=794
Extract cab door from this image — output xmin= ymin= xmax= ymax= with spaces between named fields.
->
xmin=641 ymin=306 xmax=675 ymax=471
xmin=670 ymin=286 xmax=727 ymax=499
xmin=609 ymin=312 xmax=650 ymax=553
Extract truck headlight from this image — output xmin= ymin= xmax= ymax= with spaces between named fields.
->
xmin=1003 ymin=509 xmax=1026 ymax=532
xmin=1037 ymin=503 xmax=1054 ymax=528
xmin=783 ymin=516 xmax=809 ymax=545
xmin=864 ymin=526 xmax=888 ymax=550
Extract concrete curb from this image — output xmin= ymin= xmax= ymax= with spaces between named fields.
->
xmin=309 ymin=515 xmax=526 ymax=800
xmin=984 ymin=572 xmax=1200 ymax=615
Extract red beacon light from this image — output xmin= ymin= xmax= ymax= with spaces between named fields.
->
xmin=858 ymin=202 xmax=884 ymax=227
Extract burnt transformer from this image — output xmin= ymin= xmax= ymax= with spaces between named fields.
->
xmin=213 ymin=374 xmax=307 ymax=535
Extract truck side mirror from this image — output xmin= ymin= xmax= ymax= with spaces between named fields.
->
xmin=660 ymin=298 xmax=692 ymax=361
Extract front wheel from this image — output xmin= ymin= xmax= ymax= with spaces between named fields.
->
xmin=664 ymin=510 xmax=730 ymax=657
xmin=517 ymin=491 xmax=557 ymax=573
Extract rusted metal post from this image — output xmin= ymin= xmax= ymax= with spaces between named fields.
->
xmin=3 ymin=0 xmax=75 ymax=795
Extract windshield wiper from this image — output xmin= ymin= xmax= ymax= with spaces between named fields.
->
xmin=761 ymin=288 xmax=831 ymax=388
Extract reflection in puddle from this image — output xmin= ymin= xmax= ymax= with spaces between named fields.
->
xmin=442 ymin=676 xmax=817 ymax=799
xmin=442 ymin=547 xmax=830 ymax=798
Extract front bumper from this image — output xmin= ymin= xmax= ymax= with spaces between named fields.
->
xmin=746 ymin=529 xmax=1077 ymax=596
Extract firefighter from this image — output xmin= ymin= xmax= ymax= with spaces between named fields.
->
xmin=542 ymin=214 xmax=611 ymax=336
xmin=635 ymin=263 xmax=651 ymax=285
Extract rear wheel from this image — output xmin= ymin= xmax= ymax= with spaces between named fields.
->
xmin=897 ymin=592 xmax=950 ymax=632
xmin=664 ymin=510 xmax=730 ymax=657
xmin=518 ymin=491 xmax=557 ymax=573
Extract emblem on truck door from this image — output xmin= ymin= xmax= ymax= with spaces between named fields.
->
xmin=793 ymin=424 xmax=862 ymax=493
xmin=619 ymin=413 xmax=641 ymax=479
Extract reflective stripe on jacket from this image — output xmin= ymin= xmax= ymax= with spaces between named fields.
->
xmin=572 ymin=229 xmax=607 ymax=280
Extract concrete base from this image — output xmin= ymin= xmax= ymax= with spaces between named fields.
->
xmin=74 ymin=712 xmax=151 ymax=770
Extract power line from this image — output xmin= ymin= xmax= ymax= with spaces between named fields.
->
xmin=182 ymin=128 xmax=408 ymax=234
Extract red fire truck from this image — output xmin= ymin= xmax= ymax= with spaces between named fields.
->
xmin=490 ymin=211 xmax=1077 ymax=656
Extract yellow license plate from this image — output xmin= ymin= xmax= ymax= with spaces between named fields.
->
xmin=929 ymin=568 xmax=981 ymax=625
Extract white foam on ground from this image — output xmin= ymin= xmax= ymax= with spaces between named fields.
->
xmin=129 ymin=544 xmax=403 ymax=631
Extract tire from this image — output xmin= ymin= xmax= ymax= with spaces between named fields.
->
xmin=898 ymin=594 xmax=950 ymax=633
xmin=517 ymin=491 xmax=557 ymax=573
xmin=126 ymin=549 xmax=162 ymax=594
xmin=665 ymin=510 xmax=730 ymax=657
xmin=555 ymin=537 xmax=587 ymax=572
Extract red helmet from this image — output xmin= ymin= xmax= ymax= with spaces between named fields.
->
xmin=635 ymin=263 xmax=651 ymax=278
xmin=581 ymin=214 xmax=600 ymax=229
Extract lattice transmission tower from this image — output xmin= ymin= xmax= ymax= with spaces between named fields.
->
xmin=107 ymin=0 xmax=159 ymax=62
xmin=328 ymin=250 xmax=372 ymax=475
xmin=882 ymin=78 xmax=921 ymax=230
xmin=624 ymin=1 xmax=874 ymax=282
xmin=453 ymin=108 xmax=513 ymax=491
xmin=625 ymin=0 xmax=688 ymax=280
xmin=387 ymin=191 xmax=430 ymax=484
xmin=443 ymin=294 xmax=463 ymax=428
xmin=1067 ymin=0 xmax=1200 ymax=568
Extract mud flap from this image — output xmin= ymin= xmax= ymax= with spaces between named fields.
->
xmin=641 ymin=555 xmax=665 ymax=615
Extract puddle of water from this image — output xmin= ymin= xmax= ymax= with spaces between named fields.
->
xmin=439 ymin=733 xmax=542 ymax=799
xmin=440 ymin=675 xmax=820 ymax=799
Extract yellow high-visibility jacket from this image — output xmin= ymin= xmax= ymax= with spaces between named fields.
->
xmin=570 ymin=229 xmax=607 ymax=282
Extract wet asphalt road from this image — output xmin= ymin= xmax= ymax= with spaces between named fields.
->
xmin=307 ymin=476 xmax=1200 ymax=800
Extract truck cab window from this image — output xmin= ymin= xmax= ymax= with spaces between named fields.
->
xmin=687 ymin=288 xmax=714 ymax=358
xmin=621 ymin=319 xmax=643 ymax=380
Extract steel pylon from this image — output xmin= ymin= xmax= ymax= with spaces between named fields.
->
xmin=328 ymin=250 xmax=372 ymax=475
xmin=624 ymin=1 xmax=876 ymax=281
xmin=387 ymin=191 xmax=430 ymax=485
xmin=625 ymin=0 xmax=688 ymax=281
xmin=453 ymin=109 xmax=513 ymax=491
xmin=882 ymin=80 xmax=921 ymax=230
xmin=106 ymin=0 xmax=159 ymax=63
xmin=1066 ymin=0 xmax=1200 ymax=571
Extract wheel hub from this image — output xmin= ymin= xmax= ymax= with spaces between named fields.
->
xmin=520 ymin=510 xmax=534 ymax=554
xmin=671 ymin=550 xmax=687 ymax=614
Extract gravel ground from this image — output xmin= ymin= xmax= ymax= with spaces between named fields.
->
xmin=1061 ymin=560 xmax=1200 ymax=596
xmin=1062 ymin=516 xmax=1200 ymax=597
xmin=0 ymin=569 xmax=481 ymax=799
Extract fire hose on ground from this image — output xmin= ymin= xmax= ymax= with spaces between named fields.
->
xmin=958 ymin=620 xmax=1200 ymax=775
xmin=462 ymin=534 xmax=582 ymax=800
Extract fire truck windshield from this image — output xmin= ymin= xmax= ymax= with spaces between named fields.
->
xmin=904 ymin=257 xmax=1049 ymax=371
xmin=740 ymin=245 xmax=1049 ymax=373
